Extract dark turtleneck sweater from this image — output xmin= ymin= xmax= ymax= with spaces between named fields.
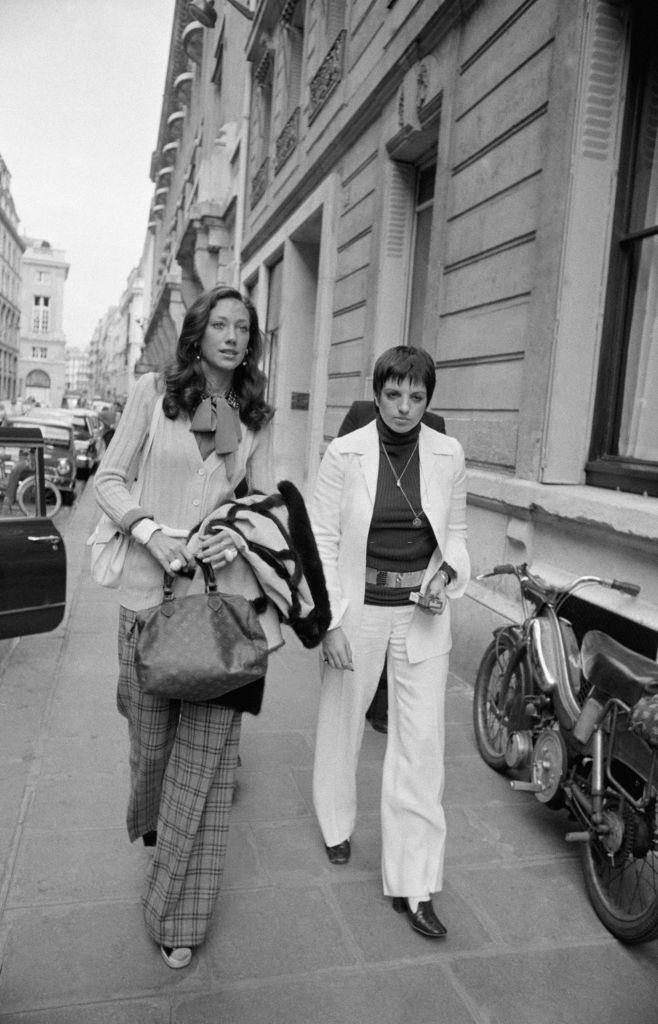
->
xmin=364 ymin=416 xmax=437 ymax=606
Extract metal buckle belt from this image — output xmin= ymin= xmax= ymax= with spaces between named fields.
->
xmin=364 ymin=567 xmax=426 ymax=588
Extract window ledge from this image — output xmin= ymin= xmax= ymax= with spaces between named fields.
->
xmin=468 ymin=468 xmax=658 ymax=543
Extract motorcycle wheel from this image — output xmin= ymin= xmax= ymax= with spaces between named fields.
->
xmin=580 ymin=797 xmax=658 ymax=944
xmin=473 ymin=632 xmax=525 ymax=771
xmin=17 ymin=476 xmax=62 ymax=518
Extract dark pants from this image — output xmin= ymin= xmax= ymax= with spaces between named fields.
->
xmin=366 ymin=665 xmax=388 ymax=729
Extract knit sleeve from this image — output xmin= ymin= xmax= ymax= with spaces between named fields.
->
xmin=245 ymin=419 xmax=277 ymax=495
xmin=93 ymin=374 xmax=160 ymax=531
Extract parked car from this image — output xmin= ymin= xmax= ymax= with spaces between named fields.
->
xmin=9 ymin=413 xmax=77 ymax=505
xmin=0 ymin=425 xmax=66 ymax=638
xmin=48 ymin=408 xmax=106 ymax=478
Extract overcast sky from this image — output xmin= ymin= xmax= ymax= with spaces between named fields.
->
xmin=0 ymin=0 xmax=175 ymax=351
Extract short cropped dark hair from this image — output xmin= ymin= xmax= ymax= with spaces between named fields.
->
xmin=372 ymin=346 xmax=436 ymax=404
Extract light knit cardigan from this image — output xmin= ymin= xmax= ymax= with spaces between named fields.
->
xmin=93 ymin=372 xmax=276 ymax=611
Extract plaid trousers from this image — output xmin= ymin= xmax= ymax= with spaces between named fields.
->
xmin=117 ymin=606 xmax=241 ymax=948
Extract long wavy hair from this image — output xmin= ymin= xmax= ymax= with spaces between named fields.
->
xmin=162 ymin=286 xmax=274 ymax=431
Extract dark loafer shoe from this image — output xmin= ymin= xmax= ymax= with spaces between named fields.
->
xmin=392 ymin=897 xmax=447 ymax=938
xmin=325 ymin=839 xmax=351 ymax=864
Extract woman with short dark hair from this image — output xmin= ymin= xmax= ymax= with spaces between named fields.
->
xmin=95 ymin=286 xmax=275 ymax=969
xmin=310 ymin=345 xmax=469 ymax=938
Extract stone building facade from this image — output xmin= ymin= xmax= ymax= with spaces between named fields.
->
xmin=0 ymin=155 xmax=24 ymax=404
xmin=136 ymin=0 xmax=658 ymax=673
xmin=18 ymin=239 xmax=69 ymax=409
xmin=238 ymin=0 xmax=658 ymax=675
xmin=139 ymin=0 xmax=254 ymax=371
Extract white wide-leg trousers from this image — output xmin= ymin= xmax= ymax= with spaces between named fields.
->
xmin=312 ymin=603 xmax=449 ymax=897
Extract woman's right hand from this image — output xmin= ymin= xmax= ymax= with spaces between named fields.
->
xmin=321 ymin=626 xmax=354 ymax=671
xmin=145 ymin=531 xmax=194 ymax=575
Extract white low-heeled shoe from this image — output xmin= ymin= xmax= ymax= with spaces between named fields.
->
xmin=160 ymin=945 xmax=192 ymax=969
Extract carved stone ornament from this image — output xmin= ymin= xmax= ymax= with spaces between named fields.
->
xmin=417 ymin=63 xmax=428 ymax=115
xmin=275 ymin=107 xmax=300 ymax=173
xmin=308 ymin=30 xmax=346 ymax=124
xmin=398 ymin=87 xmax=405 ymax=127
xmin=280 ymin=0 xmax=298 ymax=26
xmin=254 ymin=48 xmax=274 ymax=86
xmin=250 ymin=157 xmax=269 ymax=208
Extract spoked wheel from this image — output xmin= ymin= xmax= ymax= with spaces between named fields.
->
xmin=581 ymin=795 xmax=658 ymax=944
xmin=472 ymin=631 xmax=525 ymax=771
xmin=17 ymin=476 xmax=62 ymax=518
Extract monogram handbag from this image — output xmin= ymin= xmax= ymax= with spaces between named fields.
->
xmin=133 ymin=561 xmax=269 ymax=702
xmin=87 ymin=398 xmax=163 ymax=588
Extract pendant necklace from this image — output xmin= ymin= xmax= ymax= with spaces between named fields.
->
xmin=380 ymin=441 xmax=424 ymax=528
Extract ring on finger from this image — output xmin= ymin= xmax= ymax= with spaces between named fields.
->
xmin=169 ymin=558 xmax=183 ymax=572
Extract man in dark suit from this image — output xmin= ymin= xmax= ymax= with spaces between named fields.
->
xmin=337 ymin=400 xmax=447 ymax=734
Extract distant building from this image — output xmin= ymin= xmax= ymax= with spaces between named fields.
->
xmin=87 ymin=307 xmax=118 ymax=404
xmin=64 ymin=345 xmax=91 ymax=406
xmin=88 ymin=264 xmax=145 ymax=402
xmin=115 ymin=265 xmax=145 ymax=400
xmin=139 ymin=0 xmax=252 ymax=370
xmin=0 ymin=154 xmax=25 ymax=403
xmin=18 ymin=238 xmax=69 ymax=407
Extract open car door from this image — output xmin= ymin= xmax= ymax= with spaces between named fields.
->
xmin=0 ymin=426 xmax=66 ymax=638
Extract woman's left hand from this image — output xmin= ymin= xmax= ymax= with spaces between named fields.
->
xmin=196 ymin=528 xmax=239 ymax=571
xmin=421 ymin=570 xmax=449 ymax=615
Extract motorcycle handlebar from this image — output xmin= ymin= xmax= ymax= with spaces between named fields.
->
xmin=475 ymin=564 xmax=517 ymax=581
xmin=611 ymin=579 xmax=641 ymax=597
xmin=476 ymin=565 xmax=640 ymax=599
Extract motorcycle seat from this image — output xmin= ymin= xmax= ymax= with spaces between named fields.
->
xmin=581 ymin=630 xmax=658 ymax=710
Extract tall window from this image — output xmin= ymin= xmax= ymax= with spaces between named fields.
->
xmin=32 ymin=295 xmax=49 ymax=334
xmin=406 ymin=160 xmax=436 ymax=347
xmin=283 ymin=2 xmax=305 ymax=115
xmin=588 ymin=2 xmax=658 ymax=495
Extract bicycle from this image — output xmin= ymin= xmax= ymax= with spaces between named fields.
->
xmin=0 ymin=460 xmax=62 ymax=518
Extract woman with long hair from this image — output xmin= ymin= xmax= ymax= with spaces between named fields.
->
xmin=95 ymin=285 xmax=275 ymax=969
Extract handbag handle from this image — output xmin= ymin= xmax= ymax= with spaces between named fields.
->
xmin=161 ymin=557 xmax=267 ymax=616
xmin=161 ymin=559 xmax=219 ymax=617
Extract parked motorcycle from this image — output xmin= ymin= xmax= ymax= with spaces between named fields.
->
xmin=472 ymin=562 xmax=658 ymax=944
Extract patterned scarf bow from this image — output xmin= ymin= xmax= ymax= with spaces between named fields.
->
xmin=189 ymin=395 xmax=242 ymax=456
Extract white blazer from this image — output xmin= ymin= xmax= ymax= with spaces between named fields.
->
xmin=310 ymin=421 xmax=470 ymax=663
